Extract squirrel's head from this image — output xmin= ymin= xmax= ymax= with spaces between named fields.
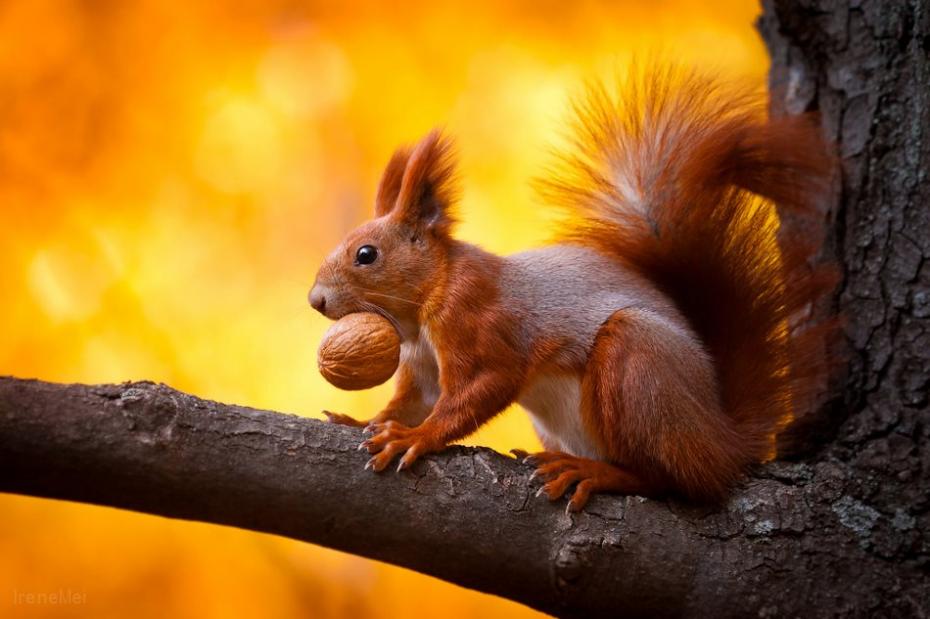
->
xmin=308 ymin=130 xmax=457 ymax=336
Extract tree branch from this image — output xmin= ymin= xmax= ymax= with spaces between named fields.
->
xmin=0 ymin=377 xmax=925 ymax=617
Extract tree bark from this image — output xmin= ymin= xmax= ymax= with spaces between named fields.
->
xmin=0 ymin=376 xmax=926 ymax=618
xmin=756 ymin=0 xmax=930 ymax=612
xmin=2 ymin=2 xmax=929 ymax=617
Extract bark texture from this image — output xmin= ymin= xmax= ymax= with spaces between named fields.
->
xmin=0 ymin=377 xmax=926 ymax=618
xmin=756 ymin=0 xmax=930 ymax=613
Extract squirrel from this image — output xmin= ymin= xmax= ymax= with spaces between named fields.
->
xmin=308 ymin=65 xmax=836 ymax=511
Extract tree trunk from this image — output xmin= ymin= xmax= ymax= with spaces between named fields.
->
xmin=1 ymin=1 xmax=928 ymax=616
xmin=762 ymin=0 xmax=930 ymax=563
xmin=758 ymin=0 xmax=930 ymax=609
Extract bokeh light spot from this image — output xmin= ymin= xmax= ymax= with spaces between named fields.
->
xmin=196 ymin=97 xmax=283 ymax=194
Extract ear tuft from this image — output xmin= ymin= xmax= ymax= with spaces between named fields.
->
xmin=374 ymin=147 xmax=412 ymax=217
xmin=393 ymin=129 xmax=458 ymax=235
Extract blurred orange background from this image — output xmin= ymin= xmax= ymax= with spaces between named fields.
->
xmin=0 ymin=1 xmax=767 ymax=617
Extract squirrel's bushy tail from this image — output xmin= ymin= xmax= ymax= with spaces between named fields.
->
xmin=542 ymin=65 xmax=838 ymax=462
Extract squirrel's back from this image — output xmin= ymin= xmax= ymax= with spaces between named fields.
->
xmin=501 ymin=244 xmax=687 ymax=368
xmin=539 ymin=64 xmax=837 ymax=464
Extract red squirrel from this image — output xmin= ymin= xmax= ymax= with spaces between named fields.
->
xmin=308 ymin=66 xmax=836 ymax=511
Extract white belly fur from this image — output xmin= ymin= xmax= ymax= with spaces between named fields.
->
xmin=518 ymin=373 xmax=600 ymax=459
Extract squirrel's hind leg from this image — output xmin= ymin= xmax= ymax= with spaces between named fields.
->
xmin=581 ymin=307 xmax=745 ymax=503
xmin=512 ymin=450 xmax=649 ymax=512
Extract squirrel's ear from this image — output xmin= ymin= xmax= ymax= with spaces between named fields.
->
xmin=374 ymin=147 xmax=411 ymax=217
xmin=392 ymin=129 xmax=457 ymax=235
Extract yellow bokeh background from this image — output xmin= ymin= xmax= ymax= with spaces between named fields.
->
xmin=0 ymin=1 xmax=767 ymax=617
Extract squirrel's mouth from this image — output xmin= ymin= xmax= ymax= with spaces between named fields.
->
xmin=357 ymin=301 xmax=403 ymax=335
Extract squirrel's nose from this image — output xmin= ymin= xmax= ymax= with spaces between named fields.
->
xmin=308 ymin=285 xmax=327 ymax=314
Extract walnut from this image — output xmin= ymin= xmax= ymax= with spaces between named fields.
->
xmin=317 ymin=312 xmax=401 ymax=390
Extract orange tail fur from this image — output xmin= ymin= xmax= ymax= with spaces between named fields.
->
xmin=541 ymin=65 xmax=838 ymax=463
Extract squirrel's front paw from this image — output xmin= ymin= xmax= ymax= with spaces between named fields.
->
xmin=322 ymin=410 xmax=369 ymax=428
xmin=358 ymin=421 xmax=440 ymax=472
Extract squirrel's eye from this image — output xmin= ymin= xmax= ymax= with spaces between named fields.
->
xmin=355 ymin=245 xmax=378 ymax=265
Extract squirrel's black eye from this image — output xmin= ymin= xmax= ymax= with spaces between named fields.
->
xmin=355 ymin=245 xmax=378 ymax=265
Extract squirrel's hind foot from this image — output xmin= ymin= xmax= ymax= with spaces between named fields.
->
xmin=512 ymin=449 xmax=647 ymax=513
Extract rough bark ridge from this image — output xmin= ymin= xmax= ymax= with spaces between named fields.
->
xmin=2 ymin=2 xmax=929 ymax=616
